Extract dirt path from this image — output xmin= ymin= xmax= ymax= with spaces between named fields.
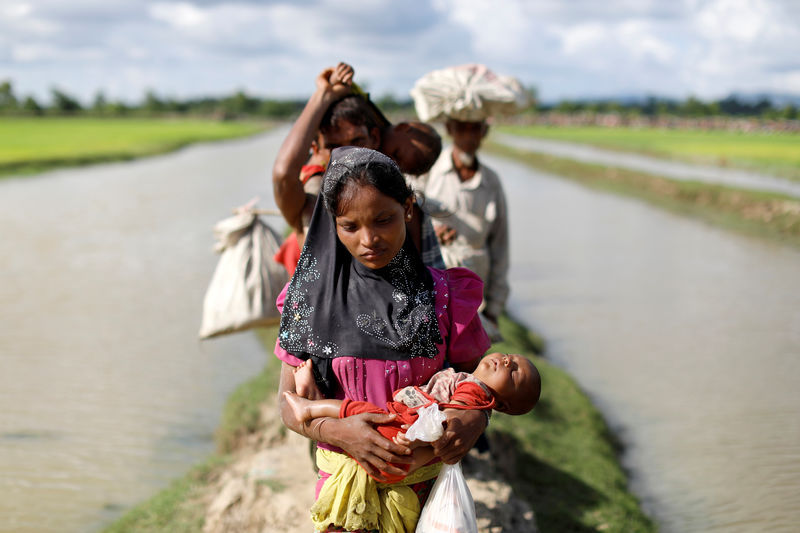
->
xmin=200 ymin=403 xmax=537 ymax=533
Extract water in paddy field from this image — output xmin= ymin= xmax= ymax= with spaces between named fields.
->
xmin=495 ymin=132 xmax=800 ymax=199
xmin=484 ymin=148 xmax=800 ymax=533
xmin=0 ymin=129 xmax=289 ymax=532
xmin=0 ymin=127 xmax=798 ymax=532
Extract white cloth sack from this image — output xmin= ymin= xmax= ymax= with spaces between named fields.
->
xmin=411 ymin=64 xmax=530 ymax=122
xmin=415 ymin=462 xmax=478 ymax=533
xmin=199 ymin=209 xmax=288 ymax=339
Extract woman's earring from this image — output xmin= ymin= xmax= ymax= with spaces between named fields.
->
xmin=406 ymin=213 xmax=412 ymax=221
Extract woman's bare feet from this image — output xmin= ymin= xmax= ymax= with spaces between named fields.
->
xmin=294 ymin=359 xmax=323 ymax=400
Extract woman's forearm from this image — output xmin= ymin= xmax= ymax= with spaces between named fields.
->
xmin=277 ymin=362 xmax=412 ymax=480
xmin=432 ymin=408 xmax=488 ymax=464
xmin=406 ymin=446 xmax=438 ymax=475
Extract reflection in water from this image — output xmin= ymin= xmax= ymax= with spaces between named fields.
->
xmin=0 ymin=130 xmax=288 ymax=532
xmin=486 ymin=152 xmax=800 ymax=533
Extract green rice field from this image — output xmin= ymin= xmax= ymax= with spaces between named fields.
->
xmin=499 ymin=124 xmax=800 ymax=181
xmin=0 ymin=117 xmax=268 ymax=177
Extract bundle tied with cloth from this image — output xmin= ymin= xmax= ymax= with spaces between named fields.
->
xmin=410 ymin=63 xmax=531 ymax=123
xmin=198 ymin=200 xmax=288 ymax=339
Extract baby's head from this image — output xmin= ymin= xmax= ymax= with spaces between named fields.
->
xmin=473 ymin=353 xmax=541 ymax=415
xmin=381 ymin=122 xmax=442 ymax=176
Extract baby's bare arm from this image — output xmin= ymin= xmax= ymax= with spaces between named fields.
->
xmin=278 ymin=364 xmax=412 ymax=482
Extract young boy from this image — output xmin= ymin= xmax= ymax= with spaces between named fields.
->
xmin=284 ymin=352 xmax=541 ymax=481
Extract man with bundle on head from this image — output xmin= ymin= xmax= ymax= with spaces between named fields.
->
xmin=410 ymin=64 xmax=529 ymax=340
xmin=272 ymin=62 xmax=444 ymax=275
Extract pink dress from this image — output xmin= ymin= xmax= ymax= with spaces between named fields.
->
xmin=274 ymin=267 xmax=490 ymax=493
xmin=275 ymin=266 xmax=489 ymax=405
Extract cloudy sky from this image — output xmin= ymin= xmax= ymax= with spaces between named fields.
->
xmin=2 ymin=0 xmax=799 ymax=105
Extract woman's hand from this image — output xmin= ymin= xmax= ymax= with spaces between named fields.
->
xmin=322 ymin=413 xmax=413 ymax=483
xmin=430 ymin=408 xmax=487 ymax=464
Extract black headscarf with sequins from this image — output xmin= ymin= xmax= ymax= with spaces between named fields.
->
xmin=278 ymin=147 xmax=442 ymax=396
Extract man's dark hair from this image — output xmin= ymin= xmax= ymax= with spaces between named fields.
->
xmin=320 ymin=95 xmax=383 ymax=136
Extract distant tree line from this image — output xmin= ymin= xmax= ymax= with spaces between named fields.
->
xmin=538 ymin=94 xmax=797 ymax=120
xmin=0 ymin=79 xmax=797 ymax=121
xmin=0 ymin=80 xmax=307 ymax=120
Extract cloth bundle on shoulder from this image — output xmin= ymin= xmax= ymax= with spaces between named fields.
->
xmin=199 ymin=206 xmax=288 ymax=339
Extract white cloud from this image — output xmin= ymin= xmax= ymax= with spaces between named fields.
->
xmin=148 ymin=2 xmax=208 ymax=28
xmin=550 ymin=19 xmax=674 ymax=65
xmin=618 ymin=20 xmax=675 ymax=63
xmin=435 ymin=0 xmax=529 ymax=57
xmin=552 ymin=22 xmax=608 ymax=56
xmin=684 ymin=0 xmax=800 ymax=97
xmin=2 ymin=2 xmax=58 ymax=36
xmin=3 ymin=2 xmax=33 ymax=18
xmin=693 ymin=0 xmax=771 ymax=43
xmin=1 ymin=0 xmax=798 ymax=103
xmin=12 ymin=43 xmax=60 ymax=62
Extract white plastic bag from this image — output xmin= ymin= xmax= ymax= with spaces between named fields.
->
xmin=416 ymin=462 xmax=478 ymax=533
xmin=404 ymin=403 xmax=447 ymax=442
xmin=198 ymin=207 xmax=288 ymax=339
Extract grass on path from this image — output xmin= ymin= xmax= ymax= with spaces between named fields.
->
xmin=488 ymin=141 xmax=800 ymax=250
xmin=102 ymin=456 xmax=230 ymax=533
xmin=103 ymin=319 xmax=654 ymax=533
xmin=0 ymin=117 xmax=269 ymax=177
xmin=498 ymin=124 xmax=800 ymax=182
xmin=489 ymin=316 xmax=654 ymax=533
